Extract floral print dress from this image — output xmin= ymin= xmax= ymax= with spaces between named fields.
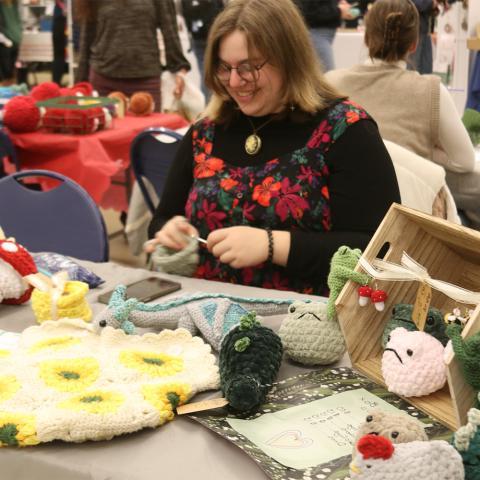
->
xmin=185 ymin=101 xmax=370 ymax=294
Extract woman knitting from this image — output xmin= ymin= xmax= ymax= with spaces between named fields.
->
xmin=147 ymin=0 xmax=400 ymax=295
xmin=325 ymin=0 xmax=478 ymax=227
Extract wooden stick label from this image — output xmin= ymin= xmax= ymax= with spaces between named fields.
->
xmin=412 ymin=282 xmax=432 ymax=331
xmin=176 ymin=397 xmax=229 ymax=415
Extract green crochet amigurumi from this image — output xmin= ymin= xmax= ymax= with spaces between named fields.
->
xmin=447 ymin=324 xmax=480 ymax=390
xmin=453 ymin=406 xmax=480 ymax=480
xmin=326 ymin=246 xmax=370 ymax=320
xmin=382 ymin=303 xmax=448 ymax=348
xmin=219 ymin=312 xmax=282 ymax=412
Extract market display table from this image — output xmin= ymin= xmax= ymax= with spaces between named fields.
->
xmin=0 ymin=261 xmax=340 ymax=480
xmin=7 ymin=113 xmax=188 ymax=211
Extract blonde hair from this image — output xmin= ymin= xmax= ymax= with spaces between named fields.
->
xmin=364 ymin=0 xmax=419 ymax=62
xmin=203 ymin=0 xmax=343 ymax=123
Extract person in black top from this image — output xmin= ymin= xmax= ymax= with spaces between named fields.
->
xmin=147 ymin=0 xmax=400 ymax=294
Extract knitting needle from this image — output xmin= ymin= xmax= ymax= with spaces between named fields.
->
xmin=192 ymin=235 xmax=207 ymax=245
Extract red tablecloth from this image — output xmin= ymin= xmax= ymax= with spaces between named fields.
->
xmin=8 ymin=113 xmax=188 ymax=211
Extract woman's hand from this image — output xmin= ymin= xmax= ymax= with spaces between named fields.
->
xmin=207 ymin=226 xmax=269 ymax=269
xmin=173 ymin=70 xmax=188 ymax=99
xmin=144 ymin=216 xmax=198 ymax=253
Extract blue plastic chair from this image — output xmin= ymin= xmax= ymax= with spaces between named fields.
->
xmin=0 ymin=130 xmax=19 ymax=178
xmin=0 ymin=170 xmax=109 ymax=261
xmin=130 ymin=127 xmax=184 ymax=214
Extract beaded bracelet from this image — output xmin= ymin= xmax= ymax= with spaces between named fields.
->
xmin=266 ymin=228 xmax=274 ymax=263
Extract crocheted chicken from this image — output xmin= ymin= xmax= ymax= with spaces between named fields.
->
xmin=0 ymin=319 xmax=219 ymax=446
xmin=278 ymin=300 xmax=345 ymax=365
xmin=454 ymin=406 xmax=480 ymax=480
xmin=0 ymin=238 xmax=37 ymax=305
xmin=382 ymin=327 xmax=446 ymax=397
xmin=219 ymin=312 xmax=282 ymax=412
xmin=350 ymin=434 xmax=464 ymax=479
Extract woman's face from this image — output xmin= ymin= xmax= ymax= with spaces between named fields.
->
xmin=217 ymin=30 xmax=284 ymax=117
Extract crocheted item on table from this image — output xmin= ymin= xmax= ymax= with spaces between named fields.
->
xmin=0 ymin=319 xmax=219 ymax=446
xmin=326 ymin=246 xmax=370 ymax=320
xmin=454 ymin=407 xmax=480 ymax=480
xmin=350 ymin=434 xmax=464 ymax=479
xmin=278 ymin=300 xmax=345 ymax=365
xmin=31 ymin=281 xmax=92 ymax=324
xmin=447 ymin=324 xmax=480 ymax=390
xmin=150 ymin=236 xmax=199 ymax=277
xmin=0 ymin=239 xmax=37 ymax=305
xmin=219 ymin=312 xmax=283 ymax=413
xmin=353 ymin=408 xmax=428 ymax=458
xmin=382 ymin=327 xmax=446 ymax=397
xmin=94 ymin=285 xmax=292 ymax=349
xmin=382 ymin=303 xmax=448 ymax=348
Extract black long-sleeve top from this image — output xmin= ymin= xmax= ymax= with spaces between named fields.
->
xmin=149 ymin=104 xmax=400 ymax=292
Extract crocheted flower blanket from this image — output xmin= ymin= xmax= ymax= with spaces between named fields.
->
xmin=0 ymin=319 xmax=219 ymax=447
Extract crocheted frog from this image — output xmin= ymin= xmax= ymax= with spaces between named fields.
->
xmin=353 ymin=409 xmax=428 ymax=457
xmin=278 ymin=300 xmax=345 ymax=365
xmin=382 ymin=303 xmax=448 ymax=348
xmin=453 ymin=406 xmax=480 ymax=480
xmin=382 ymin=327 xmax=446 ymax=397
xmin=447 ymin=324 xmax=480 ymax=390
xmin=219 ymin=312 xmax=283 ymax=412
xmin=326 ymin=246 xmax=370 ymax=320
xmin=350 ymin=434 xmax=464 ymax=479
xmin=94 ymin=285 xmax=291 ymax=351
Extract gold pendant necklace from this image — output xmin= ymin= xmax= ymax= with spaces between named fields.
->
xmin=244 ymin=114 xmax=279 ymax=155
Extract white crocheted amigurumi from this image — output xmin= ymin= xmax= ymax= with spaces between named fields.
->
xmin=350 ymin=434 xmax=464 ymax=479
xmin=278 ymin=300 xmax=345 ymax=365
xmin=0 ymin=319 xmax=219 ymax=446
xmin=382 ymin=327 xmax=446 ymax=397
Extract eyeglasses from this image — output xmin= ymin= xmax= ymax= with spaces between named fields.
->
xmin=215 ymin=59 xmax=268 ymax=83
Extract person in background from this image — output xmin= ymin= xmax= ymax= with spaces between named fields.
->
xmin=0 ymin=0 xmax=21 ymax=85
xmin=325 ymin=0 xmax=478 ymax=226
xmin=409 ymin=0 xmax=435 ymax=74
xmin=182 ymin=0 xmax=224 ymax=94
xmin=52 ymin=0 xmax=67 ymax=85
xmin=146 ymin=0 xmax=400 ymax=294
xmin=75 ymin=0 xmax=190 ymax=112
xmin=297 ymin=0 xmax=354 ymax=72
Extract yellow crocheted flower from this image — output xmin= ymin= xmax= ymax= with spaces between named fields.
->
xmin=0 ymin=350 xmax=10 ymax=358
xmin=38 ymin=358 xmax=99 ymax=392
xmin=0 ymin=412 xmax=38 ymax=447
xmin=119 ymin=350 xmax=184 ymax=377
xmin=142 ymin=383 xmax=191 ymax=422
xmin=29 ymin=336 xmax=81 ymax=354
xmin=59 ymin=390 xmax=124 ymax=415
xmin=0 ymin=375 xmax=20 ymax=403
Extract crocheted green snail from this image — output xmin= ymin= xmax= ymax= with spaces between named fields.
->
xmin=453 ymin=406 xmax=480 ymax=480
xmin=447 ymin=324 xmax=480 ymax=390
xmin=382 ymin=303 xmax=448 ymax=348
xmin=219 ymin=312 xmax=282 ymax=412
xmin=326 ymin=246 xmax=370 ymax=320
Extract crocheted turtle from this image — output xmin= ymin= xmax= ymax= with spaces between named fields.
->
xmin=0 ymin=238 xmax=37 ymax=305
xmin=278 ymin=300 xmax=345 ymax=365
xmin=453 ymin=406 xmax=480 ymax=480
xmin=353 ymin=408 xmax=428 ymax=457
xmin=447 ymin=324 xmax=480 ymax=390
xmin=350 ymin=434 xmax=464 ymax=479
xmin=382 ymin=303 xmax=448 ymax=348
xmin=219 ymin=312 xmax=282 ymax=412
xmin=382 ymin=327 xmax=446 ymax=397
xmin=326 ymin=246 xmax=370 ymax=320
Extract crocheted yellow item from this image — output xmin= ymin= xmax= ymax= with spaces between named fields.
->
xmin=0 ymin=319 xmax=219 ymax=446
xmin=31 ymin=281 xmax=92 ymax=324
xmin=0 ymin=349 xmax=10 ymax=358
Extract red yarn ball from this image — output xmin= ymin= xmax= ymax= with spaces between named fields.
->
xmin=3 ymin=96 xmax=41 ymax=133
xmin=30 ymin=81 xmax=61 ymax=101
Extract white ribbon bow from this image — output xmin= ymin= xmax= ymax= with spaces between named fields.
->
xmin=358 ymin=252 xmax=480 ymax=305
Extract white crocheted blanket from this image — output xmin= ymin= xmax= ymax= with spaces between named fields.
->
xmin=0 ymin=319 xmax=219 ymax=446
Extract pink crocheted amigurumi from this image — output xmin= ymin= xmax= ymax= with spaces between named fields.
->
xmin=350 ymin=434 xmax=464 ymax=479
xmin=0 ymin=238 xmax=37 ymax=304
xmin=382 ymin=327 xmax=446 ymax=397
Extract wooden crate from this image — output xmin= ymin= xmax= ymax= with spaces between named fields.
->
xmin=336 ymin=203 xmax=480 ymax=430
